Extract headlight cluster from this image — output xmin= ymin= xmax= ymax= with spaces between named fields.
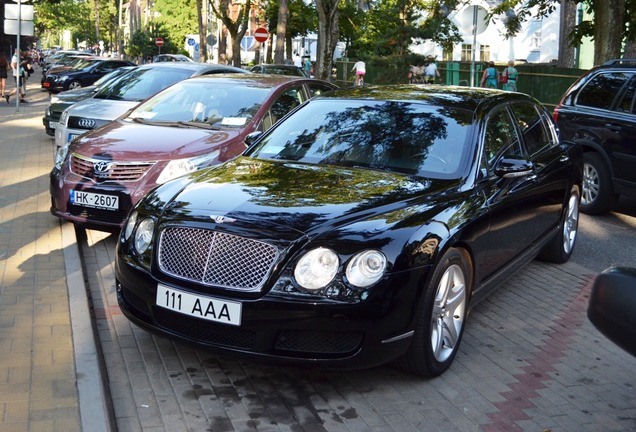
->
xmin=294 ymin=247 xmax=387 ymax=290
xmin=123 ymin=211 xmax=155 ymax=255
xmin=53 ymin=144 xmax=69 ymax=171
xmin=156 ymin=151 xmax=220 ymax=184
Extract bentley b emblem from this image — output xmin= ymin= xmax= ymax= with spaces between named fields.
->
xmin=210 ymin=215 xmax=236 ymax=223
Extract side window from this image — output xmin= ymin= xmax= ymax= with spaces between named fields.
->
xmin=615 ymin=78 xmax=636 ymax=114
xmin=576 ymin=72 xmax=632 ymax=110
xmin=306 ymin=83 xmax=335 ymax=98
xmin=483 ymin=108 xmax=523 ymax=172
xmin=266 ymin=88 xmax=302 ymax=129
xmin=510 ymin=103 xmax=552 ymax=156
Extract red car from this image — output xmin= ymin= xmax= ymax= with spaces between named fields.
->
xmin=49 ymin=74 xmax=337 ymax=231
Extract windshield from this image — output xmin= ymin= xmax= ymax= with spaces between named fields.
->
xmin=94 ymin=67 xmax=194 ymax=102
xmin=128 ymin=80 xmax=270 ymax=128
xmin=93 ymin=67 xmax=133 ymax=87
xmin=247 ymin=99 xmax=472 ymax=179
xmin=71 ymin=58 xmax=99 ymax=71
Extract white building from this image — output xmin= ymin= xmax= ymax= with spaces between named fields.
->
xmin=412 ymin=0 xmax=560 ymax=64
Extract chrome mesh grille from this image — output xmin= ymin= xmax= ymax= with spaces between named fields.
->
xmin=158 ymin=227 xmax=278 ymax=291
xmin=70 ymin=153 xmax=155 ymax=182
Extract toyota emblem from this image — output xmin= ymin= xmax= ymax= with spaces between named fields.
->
xmin=93 ymin=161 xmax=111 ymax=174
xmin=78 ymin=118 xmax=97 ymax=129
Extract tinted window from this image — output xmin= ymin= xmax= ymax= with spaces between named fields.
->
xmin=510 ymin=103 xmax=551 ymax=156
xmin=94 ymin=67 xmax=194 ymax=101
xmin=615 ymin=78 xmax=636 ymax=114
xmin=249 ymin=99 xmax=472 ymax=179
xmin=576 ymin=72 xmax=632 ymax=110
xmin=483 ymin=108 xmax=522 ymax=171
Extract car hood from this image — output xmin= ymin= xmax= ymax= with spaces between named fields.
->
xmin=72 ymin=120 xmax=243 ymax=160
xmin=65 ymin=98 xmax=139 ymax=121
xmin=157 ymin=157 xmax=458 ymax=238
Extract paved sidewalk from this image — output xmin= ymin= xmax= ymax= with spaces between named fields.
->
xmin=0 ymin=76 xmax=111 ymax=432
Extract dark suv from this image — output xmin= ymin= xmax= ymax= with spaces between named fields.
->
xmin=554 ymin=59 xmax=636 ymax=214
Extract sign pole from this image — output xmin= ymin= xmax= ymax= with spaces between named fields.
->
xmin=15 ymin=0 xmax=22 ymax=110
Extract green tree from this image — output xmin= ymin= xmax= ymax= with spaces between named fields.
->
xmin=154 ymin=0 xmax=199 ymax=53
xmin=210 ymin=0 xmax=253 ymax=67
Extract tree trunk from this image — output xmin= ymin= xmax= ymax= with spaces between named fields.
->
xmin=197 ymin=0 xmax=208 ymax=62
xmin=266 ymin=36 xmax=274 ymax=63
xmin=556 ymin=0 xmax=576 ymax=68
xmin=624 ymin=40 xmax=636 ymax=58
xmin=275 ymin=0 xmax=288 ymax=63
xmin=315 ymin=0 xmax=339 ymax=81
xmin=593 ymin=0 xmax=625 ymax=65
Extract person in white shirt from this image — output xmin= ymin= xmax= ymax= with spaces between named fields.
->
xmin=352 ymin=59 xmax=366 ymax=86
xmin=423 ymin=57 xmax=440 ymax=84
xmin=6 ymin=49 xmax=27 ymax=103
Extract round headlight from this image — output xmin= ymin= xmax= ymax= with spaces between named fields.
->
xmin=134 ymin=218 xmax=155 ymax=254
xmin=294 ymin=247 xmax=339 ymax=290
xmin=346 ymin=250 xmax=387 ymax=288
xmin=123 ymin=211 xmax=138 ymax=241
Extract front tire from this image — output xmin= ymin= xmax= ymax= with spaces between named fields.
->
xmin=581 ymin=152 xmax=616 ymax=214
xmin=67 ymin=80 xmax=82 ymax=90
xmin=538 ymin=186 xmax=580 ymax=263
xmin=396 ymin=248 xmax=472 ymax=377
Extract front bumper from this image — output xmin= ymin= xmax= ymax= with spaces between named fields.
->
xmin=115 ymin=247 xmax=423 ymax=369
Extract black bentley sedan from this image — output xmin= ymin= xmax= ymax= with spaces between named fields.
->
xmin=115 ymin=85 xmax=583 ymax=377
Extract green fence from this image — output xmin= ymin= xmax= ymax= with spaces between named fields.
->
xmin=334 ymin=59 xmax=587 ymax=108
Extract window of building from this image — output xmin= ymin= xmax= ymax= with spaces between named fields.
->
xmin=461 ymin=44 xmax=472 ymax=62
xmin=480 ymin=45 xmax=491 ymax=62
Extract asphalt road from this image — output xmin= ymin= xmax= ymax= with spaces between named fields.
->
xmin=572 ymin=196 xmax=636 ymax=272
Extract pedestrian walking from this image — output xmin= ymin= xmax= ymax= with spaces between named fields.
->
xmin=480 ymin=61 xmax=499 ymax=89
xmin=501 ymin=60 xmax=519 ymax=92
xmin=351 ymin=58 xmax=366 ymax=86
xmin=423 ymin=56 xmax=441 ymax=84
xmin=6 ymin=49 xmax=28 ymax=103
xmin=0 ymin=54 xmax=8 ymax=101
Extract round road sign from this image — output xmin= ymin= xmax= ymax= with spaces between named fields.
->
xmin=155 ymin=37 xmax=164 ymax=47
xmin=254 ymin=28 xmax=268 ymax=43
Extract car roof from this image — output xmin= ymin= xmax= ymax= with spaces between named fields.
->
xmin=184 ymin=73 xmax=325 ymax=87
xmin=135 ymin=62 xmax=248 ymax=75
xmin=314 ymin=84 xmax=539 ymax=113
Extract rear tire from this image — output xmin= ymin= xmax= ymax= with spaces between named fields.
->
xmin=538 ymin=186 xmax=580 ymax=263
xmin=581 ymin=152 xmax=616 ymax=214
xmin=396 ymin=248 xmax=472 ymax=377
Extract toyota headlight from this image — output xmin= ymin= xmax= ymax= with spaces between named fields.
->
xmin=156 ymin=151 xmax=220 ymax=184
xmin=53 ymin=144 xmax=70 ymax=171
xmin=346 ymin=250 xmax=387 ymax=288
xmin=294 ymin=247 xmax=339 ymax=290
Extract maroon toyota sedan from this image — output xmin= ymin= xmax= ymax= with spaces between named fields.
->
xmin=49 ymin=74 xmax=337 ymax=231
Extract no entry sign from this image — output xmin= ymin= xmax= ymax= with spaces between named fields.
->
xmin=155 ymin=37 xmax=164 ymax=47
xmin=254 ymin=28 xmax=268 ymax=43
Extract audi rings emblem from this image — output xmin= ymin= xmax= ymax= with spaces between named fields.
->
xmin=93 ymin=161 xmax=112 ymax=174
xmin=78 ymin=118 xmax=97 ymax=129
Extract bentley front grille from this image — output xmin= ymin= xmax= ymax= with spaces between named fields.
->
xmin=70 ymin=153 xmax=155 ymax=182
xmin=158 ymin=227 xmax=279 ymax=292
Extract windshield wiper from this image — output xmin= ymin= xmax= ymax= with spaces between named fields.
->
xmin=176 ymin=121 xmax=222 ymax=130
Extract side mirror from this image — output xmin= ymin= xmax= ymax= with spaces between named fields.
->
xmin=244 ymin=131 xmax=263 ymax=147
xmin=494 ymin=157 xmax=534 ymax=178
xmin=588 ymin=267 xmax=636 ymax=357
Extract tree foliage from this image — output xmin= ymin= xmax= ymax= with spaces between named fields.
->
xmin=154 ymin=0 xmax=199 ymax=51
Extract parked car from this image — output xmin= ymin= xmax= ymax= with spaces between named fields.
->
xmin=153 ymin=54 xmax=193 ymax=62
xmin=588 ymin=267 xmax=636 ymax=357
xmin=554 ymin=59 xmax=636 ymax=214
xmin=115 ymin=85 xmax=583 ymax=376
xmin=250 ymin=64 xmax=310 ymax=77
xmin=41 ymin=50 xmax=86 ymax=74
xmin=50 ymin=74 xmax=337 ymax=231
xmin=41 ymin=57 xmax=136 ymax=92
xmin=54 ymin=62 xmax=248 ymax=149
xmin=42 ymin=66 xmax=137 ymax=136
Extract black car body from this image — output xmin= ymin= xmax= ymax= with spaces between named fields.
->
xmin=554 ymin=59 xmax=636 ymax=214
xmin=41 ymin=58 xmax=136 ymax=92
xmin=116 ymin=86 xmax=583 ymax=376
xmin=42 ymin=66 xmax=137 ymax=136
